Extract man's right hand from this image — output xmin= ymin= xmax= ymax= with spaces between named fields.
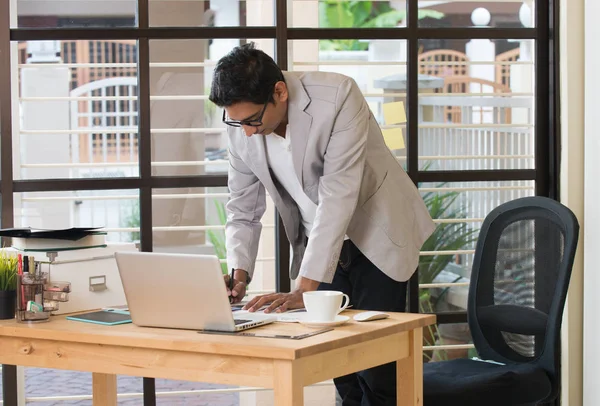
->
xmin=224 ymin=270 xmax=248 ymax=304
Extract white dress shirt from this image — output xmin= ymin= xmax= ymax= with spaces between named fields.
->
xmin=265 ymin=126 xmax=317 ymax=237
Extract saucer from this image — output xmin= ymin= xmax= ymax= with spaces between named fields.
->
xmin=299 ymin=315 xmax=350 ymax=328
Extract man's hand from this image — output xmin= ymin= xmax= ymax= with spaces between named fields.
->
xmin=243 ymin=277 xmax=320 ymax=313
xmin=224 ymin=270 xmax=248 ymax=304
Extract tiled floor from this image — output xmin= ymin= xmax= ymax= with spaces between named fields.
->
xmin=1 ymin=367 xmax=239 ymax=405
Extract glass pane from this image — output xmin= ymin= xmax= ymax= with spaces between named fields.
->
xmin=148 ymin=185 xmax=277 ymax=403
xmin=15 ymin=2 xmax=137 ymax=28
xmin=15 ymin=40 xmax=139 ymax=180
xmin=149 ymin=0 xmax=275 ymax=27
xmin=418 ymin=39 xmax=534 ymax=171
xmin=418 ymin=1 xmax=535 ymax=28
xmin=14 ymin=190 xmax=139 ymax=243
xmin=289 ymin=39 xmax=408 ymax=166
xmin=290 ymin=0 xmax=407 ymax=29
xmin=424 ymin=322 xmax=474 ymax=362
xmin=417 ymin=180 xmax=535 ymax=312
xmin=151 ymin=187 xmax=276 ymax=296
xmin=149 ymin=39 xmax=274 ymax=176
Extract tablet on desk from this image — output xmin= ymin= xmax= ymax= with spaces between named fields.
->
xmin=66 ymin=310 xmax=132 ymax=326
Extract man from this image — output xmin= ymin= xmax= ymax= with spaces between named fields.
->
xmin=209 ymin=42 xmax=435 ymax=405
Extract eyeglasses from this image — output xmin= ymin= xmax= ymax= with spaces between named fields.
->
xmin=222 ymin=101 xmax=269 ymax=128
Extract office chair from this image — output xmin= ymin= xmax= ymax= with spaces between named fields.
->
xmin=424 ymin=196 xmax=579 ymax=406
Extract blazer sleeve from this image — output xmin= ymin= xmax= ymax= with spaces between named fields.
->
xmin=225 ymin=131 xmax=266 ymax=279
xmin=298 ymin=77 xmax=370 ymax=283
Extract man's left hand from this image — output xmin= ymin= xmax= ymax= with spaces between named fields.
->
xmin=243 ymin=277 xmax=320 ymax=313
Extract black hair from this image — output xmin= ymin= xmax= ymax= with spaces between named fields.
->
xmin=208 ymin=42 xmax=285 ymax=107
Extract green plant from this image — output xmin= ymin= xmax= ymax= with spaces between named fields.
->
xmin=121 ymin=199 xmax=228 ymax=275
xmin=319 ymin=1 xmax=443 ymax=51
xmin=206 ymin=199 xmax=228 ymax=274
xmin=204 ymin=86 xmax=216 ymax=127
xmin=417 ymin=175 xmax=479 ymax=361
xmin=0 ymin=250 xmax=18 ymax=291
xmin=123 ymin=200 xmax=140 ymax=243
xmin=419 ymin=189 xmax=478 ymax=288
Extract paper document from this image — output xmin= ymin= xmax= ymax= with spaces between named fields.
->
xmin=382 ymin=128 xmax=405 ymax=150
xmin=383 ymin=101 xmax=407 ymax=125
xmin=232 ymin=305 xmax=307 ymax=322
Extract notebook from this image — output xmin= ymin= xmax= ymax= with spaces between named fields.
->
xmin=66 ymin=309 xmax=132 ymax=326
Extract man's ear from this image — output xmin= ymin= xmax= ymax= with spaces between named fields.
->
xmin=274 ymin=81 xmax=289 ymax=103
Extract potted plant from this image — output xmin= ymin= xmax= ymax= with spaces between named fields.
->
xmin=0 ymin=249 xmax=18 ymax=319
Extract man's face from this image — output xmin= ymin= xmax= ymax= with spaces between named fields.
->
xmin=223 ymin=81 xmax=288 ymax=137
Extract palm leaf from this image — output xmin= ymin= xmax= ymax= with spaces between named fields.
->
xmin=419 ymin=189 xmax=479 ymax=285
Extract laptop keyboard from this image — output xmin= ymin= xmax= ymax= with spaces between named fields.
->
xmin=234 ymin=319 xmax=252 ymax=325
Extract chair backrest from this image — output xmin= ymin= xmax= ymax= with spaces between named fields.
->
xmin=467 ymin=196 xmax=579 ymax=399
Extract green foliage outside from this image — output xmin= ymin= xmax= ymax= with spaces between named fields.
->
xmin=124 ymin=200 xmax=140 ymax=243
xmin=123 ymin=198 xmax=228 ymax=275
xmin=206 ymin=199 xmax=229 ymax=275
xmin=319 ymin=1 xmax=443 ymax=51
xmin=418 ymin=189 xmax=478 ymax=288
xmin=418 ymin=179 xmax=479 ymax=361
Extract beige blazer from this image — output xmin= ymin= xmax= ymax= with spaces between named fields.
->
xmin=225 ymin=71 xmax=436 ymax=284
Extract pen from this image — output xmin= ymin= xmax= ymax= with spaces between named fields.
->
xmin=229 ymin=268 xmax=235 ymax=304
xmin=23 ymin=255 xmax=29 ymax=274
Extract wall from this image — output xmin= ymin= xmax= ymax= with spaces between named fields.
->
xmin=561 ymin=0 xmax=584 ymax=405
xmin=583 ymin=0 xmax=599 ymax=404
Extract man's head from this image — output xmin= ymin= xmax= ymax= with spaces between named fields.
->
xmin=209 ymin=42 xmax=288 ymax=137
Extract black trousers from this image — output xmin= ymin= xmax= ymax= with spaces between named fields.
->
xmin=317 ymin=239 xmax=408 ymax=406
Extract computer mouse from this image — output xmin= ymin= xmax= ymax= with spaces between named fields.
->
xmin=353 ymin=311 xmax=390 ymax=322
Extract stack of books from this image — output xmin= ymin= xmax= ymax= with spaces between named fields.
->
xmin=0 ymin=227 xmax=107 ymax=252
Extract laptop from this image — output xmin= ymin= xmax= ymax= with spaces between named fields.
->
xmin=114 ymin=251 xmax=275 ymax=332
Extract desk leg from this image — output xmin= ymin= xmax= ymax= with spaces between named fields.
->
xmin=143 ymin=377 xmax=157 ymax=405
xmin=396 ymin=328 xmax=423 ymax=406
xmin=273 ymin=360 xmax=303 ymax=406
xmin=92 ymin=373 xmax=117 ymax=406
xmin=2 ymin=365 xmax=18 ymax=406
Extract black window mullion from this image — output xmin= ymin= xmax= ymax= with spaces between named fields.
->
xmin=275 ymin=0 xmax=291 ymax=294
xmin=0 ymin=0 xmax=13 ymax=234
xmin=550 ymin=0 xmax=561 ymax=201
xmin=535 ymin=0 xmax=550 ymax=198
xmin=0 ymin=0 xmax=17 ymax=403
xmin=11 ymin=27 xmax=277 ymax=41
xmin=137 ymin=40 xmax=152 ymax=256
xmin=136 ymin=1 xmax=156 ymax=405
xmin=407 ymin=0 xmax=420 ymax=314
xmin=286 ymin=27 xmax=536 ymax=41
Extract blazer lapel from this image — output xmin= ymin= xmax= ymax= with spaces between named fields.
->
xmin=284 ymin=72 xmax=312 ymax=187
xmin=243 ymin=133 xmax=300 ymax=243
xmin=243 ymin=135 xmax=279 ymax=200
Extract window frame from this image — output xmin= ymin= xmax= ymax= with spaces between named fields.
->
xmin=0 ymin=0 xmax=559 ymax=403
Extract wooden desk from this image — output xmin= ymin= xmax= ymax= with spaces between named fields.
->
xmin=0 ymin=310 xmax=435 ymax=406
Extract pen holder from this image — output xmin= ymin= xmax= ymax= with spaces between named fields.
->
xmin=42 ymin=280 xmax=71 ymax=312
xmin=44 ymin=281 xmax=71 ymax=302
xmin=16 ymin=272 xmax=50 ymax=323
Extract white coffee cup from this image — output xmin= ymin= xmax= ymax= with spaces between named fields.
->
xmin=303 ymin=291 xmax=350 ymax=322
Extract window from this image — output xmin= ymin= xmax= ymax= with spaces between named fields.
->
xmin=1 ymin=0 xmax=558 ymax=403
